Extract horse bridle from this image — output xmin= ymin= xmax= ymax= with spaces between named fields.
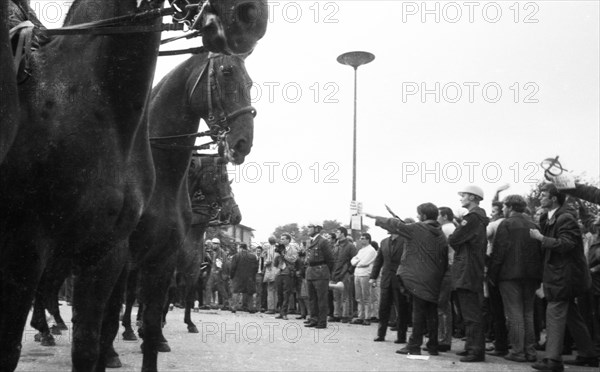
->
xmin=191 ymin=188 xmax=236 ymax=226
xmin=190 ymin=157 xmax=237 ymax=226
xmin=149 ymin=54 xmax=256 ymax=151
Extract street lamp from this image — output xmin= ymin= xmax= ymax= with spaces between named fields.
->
xmin=337 ymin=51 xmax=374 ymax=237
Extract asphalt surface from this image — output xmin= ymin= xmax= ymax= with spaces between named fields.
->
xmin=16 ymin=304 xmax=599 ymax=372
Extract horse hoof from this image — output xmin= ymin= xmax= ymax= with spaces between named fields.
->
xmin=50 ymin=325 xmax=62 ymax=335
xmin=122 ymin=330 xmax=138 ymax=341
xmin=188 ymin=325 xmax=199 ymax=333
xmin=34 ymin=333 xmax=41 ymax=342
xmin=106 ymin=355 xmax=122 ymax=368
xmin=140 ymin=341 xmax=171 ymax=353
xmin=157 ymin=342 xmax=171 ymax=353
xmin=56 ymin=322 xmax=68 ymax=331
xmin=41 ymin=335 xmax=56 ymax=347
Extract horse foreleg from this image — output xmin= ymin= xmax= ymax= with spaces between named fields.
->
xmin=30 ymin=293 xmax=55 ymax=347
xmin=122 ymin=266 xmax=138 ymax=341
xmin=184 ymin=274 xmax=198 ymax=333
xmin=45 ymin=260 xmax=71 ymax=334
xmin=140 ymin=263 xmax=175 ymax=372
xmin=99 ymin=266 xmax=127 ymax=370
xmin=0 ymin=239 xmax=44 ymax=371
xmin=71 ymin=244 xmax=126 ymax=372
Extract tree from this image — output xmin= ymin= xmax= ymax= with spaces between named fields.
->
xmin=271 ymin=223 xmax=300 ymax=241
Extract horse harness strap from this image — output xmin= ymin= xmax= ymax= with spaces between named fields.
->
xmin=43 ymin=23 xmax=185 ymax=36
xmin=9 ymin=21 xmax=34 ymax=71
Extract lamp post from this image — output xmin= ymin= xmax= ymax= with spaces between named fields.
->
xmin=337 ymin=51 xmax=374 ymax=238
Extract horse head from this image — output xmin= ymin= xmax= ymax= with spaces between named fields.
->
xmin=192 ymin=0 xmax=268 ymax=55
xmin=193 ymin=53 xmax=254 ymax=165
xmin=188 ymin=155 xmax=241 ymax=226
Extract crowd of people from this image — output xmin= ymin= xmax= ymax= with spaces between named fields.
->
xmin=193 ymin=180 xmax=600 ymax=372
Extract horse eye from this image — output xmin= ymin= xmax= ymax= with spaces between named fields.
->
xmin=220 ymin=65 xmax=233 ymax=76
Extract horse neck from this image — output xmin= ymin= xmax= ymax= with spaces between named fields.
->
xmin=149 ymin=53 xmax=210 ymax=138
xmin=63 ymin=0 xmax=163 ymax=115
xmin=185 ymin=225 xmax=207 ymax=254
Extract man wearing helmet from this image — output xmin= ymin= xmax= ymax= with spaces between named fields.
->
xmin=304 ymin=221 xmax=334 ymax=329
xmin=449 ymin=185 xmax=489 ymax=363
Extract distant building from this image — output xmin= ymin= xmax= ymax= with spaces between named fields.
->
xmin=224 ymin=223 xmax=255 ymax=246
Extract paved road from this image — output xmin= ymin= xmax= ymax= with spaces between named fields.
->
xmin=16 ymin=305 xmax=597 ymax=372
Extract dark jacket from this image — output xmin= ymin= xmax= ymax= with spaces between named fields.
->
xmin=448 ymin=206 xmax=489 ymax=293
xmin=540 ymin=205 xmax=591 ymax=301
xmin=305 ymin=235 xmax=333 ymax=280
xmin=488 ymin=213 xmax=542 ymax=283
xmin=588 ymin=239 xmax=600 ymax=295
xmin=331 ymin=237 xmax=357 ymax=282
xmin=375 ymin=217 xmax=448 ymax=303
xmin=567 ymin=183 xmax=600 ymax=205
xmin=230 ymin=250 xmax=258 ymax=294
xmin=371 ymin=235 xmax=405 ymax=291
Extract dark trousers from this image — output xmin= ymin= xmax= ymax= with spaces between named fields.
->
xmin=488 ymin=281 xmax=508 ymax=351
xmin=451 ymin=290 xmax=465 ymax=337
xmin=407 ymin=296 xmax=439 ymax=351
xmin=261 ymin=281 xmax=268 ymax=311
xmin=254 ymin=273 xmax=264 ymax=310
xmin=378 ymin=284 xmax=408 ymax=340
xmin=308 ymin=279 xmax=329 ymax=326
xmin=545 ymin=298 xmax=596 ymax=361
xmin=499 ymin=280 xmax=537 ymax=359
xmin=279 ymin=274 xmax=294 ymax=316
xmin=457 ymin=288 xmax=485 ymax=356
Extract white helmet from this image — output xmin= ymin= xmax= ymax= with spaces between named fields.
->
xmin=211 ymin=238 xmax=221 ymax=244
xmin=458 ymin=185 xmax=484 ymax=200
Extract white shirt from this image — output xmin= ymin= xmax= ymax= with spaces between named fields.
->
xmin=548 ymin=207 xmax=559 ymax=221
xmin=351 ymin=245 xmax=377 ymax=277
xmin=441 ymin=222 xmax=456 ymax=266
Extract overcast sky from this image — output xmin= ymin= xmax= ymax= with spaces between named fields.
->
xmin=34 ymin=0 xmax=600 ymax=244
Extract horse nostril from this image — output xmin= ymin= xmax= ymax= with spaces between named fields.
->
xmin=237 ymin=3 xmax=259 ymax=24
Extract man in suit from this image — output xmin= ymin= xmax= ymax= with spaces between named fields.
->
xmin=230 ymin=243 xmax=259 ymax=312
xmin=529 ymin=184 xmax=597 ymax=372
xmin=304 ymin=221 xmax=334 ymax=329
xmin=370 ymin=233 xmax=409 ymax=344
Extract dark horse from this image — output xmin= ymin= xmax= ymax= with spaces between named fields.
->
xmin=177 ymin=155 xmax=241 ymax=333
xmin=122 ymin=155 xmax=241 ymax=340
xmin=127 ymin=51 xmax=254 ymax=370
xmin=0 ymin=1 xmax=265 ymax=371
xmin=0 ymin=0 xmax=19 ymax=163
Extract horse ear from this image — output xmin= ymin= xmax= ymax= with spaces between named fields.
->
xmin=229 ymin=179 xmax=233 ymax=185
